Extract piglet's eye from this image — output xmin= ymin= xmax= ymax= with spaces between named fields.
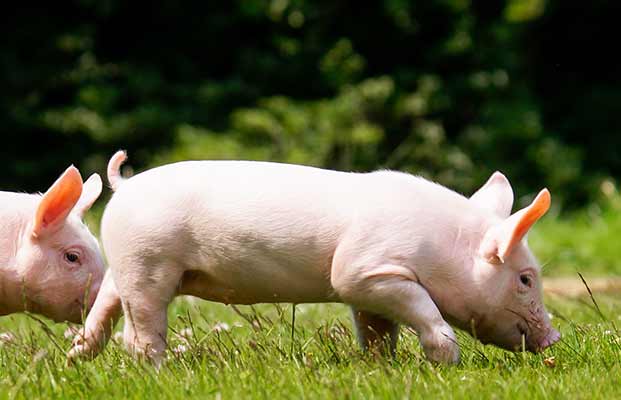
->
xmin=65 ymin=252 xmax=80 ymax=263
xmin=520 ymin=274 xmax=532 ymax=287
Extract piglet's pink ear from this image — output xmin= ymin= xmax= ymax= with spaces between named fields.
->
xmin=74 ymin=173 xmax=102 ymax=218
xmin=479 ymin=189 xmax=551 ymax=264
xmin=470 ymin=171 xmax=514 ymax=218
xmin=32 ymin=166 xmax=83 ymax=238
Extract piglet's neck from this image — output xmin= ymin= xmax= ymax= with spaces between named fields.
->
xmin=0 ymin=193 xmax=37 ymax=265
xmin=0 ymin=267 xmax=26 ymax=316
xmin=0 ymin=193 xmax=38 ymax=315
xmin=419 ymin=210 xmax=492 ymax=326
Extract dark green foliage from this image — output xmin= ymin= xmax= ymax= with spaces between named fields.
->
xmin=1 ymin=1 xmax=617 ymax=207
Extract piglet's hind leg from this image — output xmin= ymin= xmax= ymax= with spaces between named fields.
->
xmin=116 ymin=267 xmax=182 ymax=367
xmin=121 ymin=294 xmax=170 ymax=366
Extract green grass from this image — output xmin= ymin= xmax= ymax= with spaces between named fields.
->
xmin=1 ymin=292 xmax=620 ymax=399
xmin=531 ymin=196 xmax=621 ymax=276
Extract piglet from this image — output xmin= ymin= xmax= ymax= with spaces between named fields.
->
xmin=0 ymin=166 xmax=105 ymax=322
xmin=70 ymin=151 xmax=559 ymax=364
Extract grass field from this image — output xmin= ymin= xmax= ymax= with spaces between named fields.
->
xmin=0 ymin=291 xmax=620 ymax=399
xmin=1 ymin=201 xmax=621 ymax=399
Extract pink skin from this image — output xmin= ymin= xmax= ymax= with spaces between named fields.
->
xmin=0 ymin=166 xmax=105 ymax=323
xmin=70 ymin=151 xmax=559 ymax=365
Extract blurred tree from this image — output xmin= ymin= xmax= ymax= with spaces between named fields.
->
xmin=0 ymin=0 xmax=617 ymax=208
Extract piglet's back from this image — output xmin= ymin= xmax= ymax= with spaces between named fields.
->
xmin=101 ymin=160 xmax=478 ymax=252
xmin=104 ymin=161 xmax=358 ymax=225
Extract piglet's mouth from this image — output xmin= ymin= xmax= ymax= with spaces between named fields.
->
xmin=72 ymin=292 xmax=97 ymax=318
xmin=75 ymin=291 xmax=98 ymax=313
xmin=517 ymin=323 xmax=528 ymax=340
xmin=516 ymin=324 xmax=561 ymax=352
xmin=516 ymin=323 xmax=533 ymax=351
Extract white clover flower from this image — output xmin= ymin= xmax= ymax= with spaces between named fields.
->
xmin=178 ymin=328 xmax=193 ymax=339
xmin=213 ymin=322 xmax=230 ymax=332
xmin=173 ymin=344 xmax=188 ymax=354
xmin=0 ymin=332 xmax=15 ymax=344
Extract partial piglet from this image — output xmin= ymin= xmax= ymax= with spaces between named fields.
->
xmin=0 ymin=166 xmax=105 ymax=322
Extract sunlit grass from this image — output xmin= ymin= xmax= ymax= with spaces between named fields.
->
xmin=1 ymin=292 xmax=621 ymax=399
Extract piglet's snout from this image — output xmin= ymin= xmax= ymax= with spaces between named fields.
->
xmin=537 ymin=328 xmax=561 ymax=350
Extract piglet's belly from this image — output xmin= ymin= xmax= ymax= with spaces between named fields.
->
xmin=178 ymin=268 xmax=340 ymax=305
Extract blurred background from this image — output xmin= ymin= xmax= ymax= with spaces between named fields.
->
xmin=1 ymin=0 xmax=620 ymax=213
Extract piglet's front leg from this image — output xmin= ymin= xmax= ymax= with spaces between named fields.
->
xmin=332 ymin=263 xmax=460 ymax=364
xmin=68 ymin=270 xmax=122 ymax=361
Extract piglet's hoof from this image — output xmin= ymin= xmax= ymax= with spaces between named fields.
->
xmin=67 ymin=331 xmax=101 ymax=363
xmin=421 ymin=327 xmax=460 ymax=365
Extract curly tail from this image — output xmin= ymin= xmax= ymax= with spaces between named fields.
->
xmin=107 ymin=150 xmax=128 ymax=191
